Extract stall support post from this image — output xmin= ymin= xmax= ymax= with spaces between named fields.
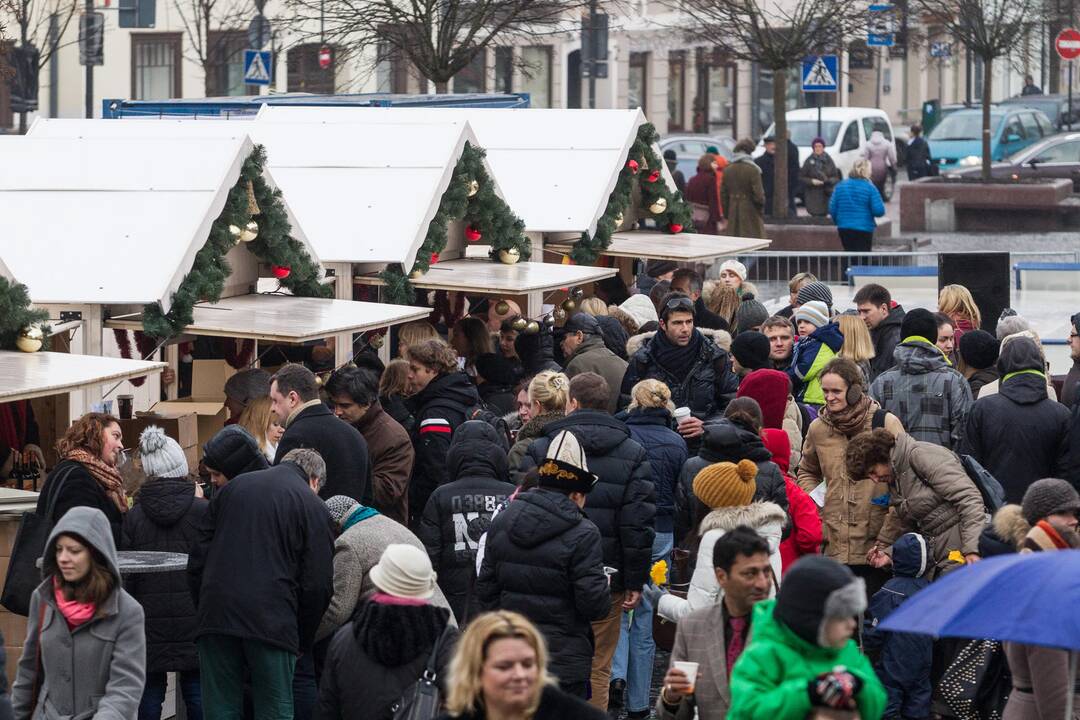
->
xmin=164 ymin=343 xmax=180 ymax=400
xmin=83 ymin=304 xmax=104 ymax=416
xmin=327 ymin=263 xmax=354 ymax=368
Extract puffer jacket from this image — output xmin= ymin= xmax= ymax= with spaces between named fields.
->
xmin=475 ymin=488 xmax=610 ymax=688
xmin=596 ymin=315 xmax=630 ymax=361
xmin=121 ymin=477 xmax=208 ymax=673
xmin=563 ymin=334 xmax=628 ymax=413
xmin=520 ymin=411 xmax=656 ymax=592
xmin=797 ymin=402 xmax=904 ymax=565
xmin=869 ymin=304 xmax=905 ymax=382
xmin=870 ymin=338 xmax=973 ymax=450
xmin=417 ymin=422 xmax=515 ymax=623
xmin=789 ymin=323 xmax=844 ymax=406
xmin=508 ymin=413 xmax=563 ymax=484
xmin=625 ymin=408 xmax=688 ymax=534
xmin=674 ymin=419 xmax=789 ymax=547
xmin=621 ymin=328 xmax=738 ymax=425
xmin=877 ymin=433 xmax=987 ymax=576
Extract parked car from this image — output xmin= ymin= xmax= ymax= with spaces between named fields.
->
xmin=928 ymin=107 xmax=1054 ymax=170
xmin=1000 ymin=94 xmax=1080 ymax=131
xmin=948 ymin=132 xmax=1080 ymax=190
xmin=659 ymin=134 xmax=736 ymax=180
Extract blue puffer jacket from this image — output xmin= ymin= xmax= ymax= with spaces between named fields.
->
xmin=829 ymin=177 xmax=885 ymax=233
xmin=863 ymin=532 xmax=933 ymax=720
xmin=625 ymin=408 xmax=688 ymax=535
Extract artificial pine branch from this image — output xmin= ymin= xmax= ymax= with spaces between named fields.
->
xmin=0 ymin=277 xmax=50 ymax=351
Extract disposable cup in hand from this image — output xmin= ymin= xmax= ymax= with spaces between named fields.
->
xmin=673 ymin=407 xmax=692 ymax=425
xmin=673 ymin=661 xmax=699 ymax=693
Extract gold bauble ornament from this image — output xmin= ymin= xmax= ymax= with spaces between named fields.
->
xmin=614 ymin=212 xmax=624 ymax=227
xmin=561 ymin=299 xmax=576 ymax=313
xmin=525 ymin=320 xmax=541 ymax=335
xmin=498 ymin=248 xmax=521 ymax=264
xmin=649 ymin=197 xmax=668 ymax=214
xmin=511 ymin=317 xmax=528 ymax=332
xmin=466 ymin=179 xmax=479 ymax=197
xmin=228 ymin=224 xmax=243 ymax=243
xmin=554 ymin=308 xmax=567 ymax=321
xmin=315 ymin=374 xmax=324 ymax=387
xmin=495 ymin=300 xmax=510 ymax=316
xmin=239 ymin=220 xmax=259 ymax=242
xmin=16 ymin=325 xmax=43 ymax=353
xmin=410 ymin=269 xmax=424 ymax=279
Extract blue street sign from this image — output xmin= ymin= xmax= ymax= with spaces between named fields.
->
xmin=243 ymin=50 xmax=273 ymax=85
xmin=801 ymin=55 xmax=839 ymax=93
xmin=930 ymin=42 xmax=952 ymax=58
xmin=868 ymin=4 xmax=895 ymax=47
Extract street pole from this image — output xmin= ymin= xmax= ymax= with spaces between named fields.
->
xmin=84 ymin=0 xmax=93 ymax=118
xmin=1070 ymin=60 xmax=1074 ymax=132
xmin=875 ymin=47 xmax=882 ymax=109
xmin=817 ymin=93 xmax=822 ymax=138
xmin=587 ymin=0 xmax=597 ymax=109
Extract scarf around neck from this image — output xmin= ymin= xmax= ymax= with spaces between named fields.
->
xmin=63 ymin=448 xmax=128 ymax=513
xmin=652 ymin=329 xmax=703 ymax=380
xmin=820 ymin=393 xmax=874 ymax=437
xmin=53 ymin=577 xmax=96 ymax=630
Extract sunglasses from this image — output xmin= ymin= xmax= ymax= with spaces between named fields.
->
xmin=664 ymin=297 xmax=695 ymax=312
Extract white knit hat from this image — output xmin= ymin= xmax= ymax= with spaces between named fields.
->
xmin=139 ymin=426 xmax=188 ymax=479
xmin=620 ymin=294 xmax=659 ymax=329
xmin=794 ymin=300 xmax=830 ymax=329
xmin=370 ymin=544 xmax=437 ymax=600
xmin=719 ymin=259 xmax=748 ymax=281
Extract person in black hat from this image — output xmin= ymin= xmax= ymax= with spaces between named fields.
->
xmin=638 ymin=259 xmax=678 ymax=298
xmin=958 ymin=329 xmax=1000 ymax=398
xmin=201 ymin=425 xmax=270 ymax=489
xmin=474 ymin=352 xmax=523 ymax=416
xmin=559 ymin=313 xmax=628 ymax=413
xmin=1064 ymin=312 xmax=1080 ymax=408
xmin=731 ymin=331 xmax=773 ymax=378
xmin=475 ymin=430 xmax=610 ymax=698
xmin=663 ymin=148 xmax=687 ymax=194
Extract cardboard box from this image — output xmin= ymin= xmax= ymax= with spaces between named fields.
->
xmin=118 ymin=413 xmax=199 ymax=450
xmin=148 ymin=360 xmax=235 ymax=461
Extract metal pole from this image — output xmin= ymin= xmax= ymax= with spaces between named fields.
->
xmin=84 ymin=0 xmax=93 ymax=118
xmin=965 ymin=46 xmax=972 ymax=105
xmin=817 ymin=93 xmax=822 ymax=138
xmin=587 ymin=0 xmax=597 ymax=109
xmin=1070 ymin=61 xmax=1074 ymax=132
xmin=48 ymin=13 xmax=59 ymax=118
xmin=875 ymin=46 xmax=882 ymax=108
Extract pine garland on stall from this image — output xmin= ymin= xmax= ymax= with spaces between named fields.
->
xmin=379 ymin=142 xmax=529 ymax=306
xmin=572 ymin=122 xmax=695 ymax=265
xmin=0 ymin=278 xmax=50 ymax=351
xmin=141 ymin=146 xmax=330 ymax=339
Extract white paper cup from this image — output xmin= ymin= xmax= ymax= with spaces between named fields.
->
xmin=673 ymin=407 xmax=692 ymax=424
xmin=673 ymin=660 xmax=699 ymax=692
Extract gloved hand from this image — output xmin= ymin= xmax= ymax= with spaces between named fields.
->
xmin=641 ymin=581 xmax=666 ymax=607
xmin=808 ymin=668 xmax=862 ymax=709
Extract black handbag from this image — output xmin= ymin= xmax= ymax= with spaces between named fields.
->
xmin=939 ymin=638 xmax=1011 ymax=720
xmin=391 ymin=624 xmax=456 ymax=720
xmin=1 ymin=463 xmax=77 ymax=616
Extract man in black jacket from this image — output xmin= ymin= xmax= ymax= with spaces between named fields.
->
xmin=187 ymin=458 xmax=335 ymax=718
xmin=855 ymin=283 xmax=906 ymax=382
xmin=520 ymin=373 xmax=655 ymax=711
xmin=417 ymin=421 xmax=514 ymax=622
xmin=671 ymin=268 xmax=728 ymax=331
xmin=271 ymin=363 xmax=371 ymax=503
xmin=477 ymin=429 xmax=610 ymax=698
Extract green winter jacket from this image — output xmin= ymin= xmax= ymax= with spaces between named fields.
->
xmin=727 ymin=600 xmax=886 ymax=720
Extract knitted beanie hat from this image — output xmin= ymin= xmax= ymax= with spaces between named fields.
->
xmin=202 ymin=425 xmax=269 ymax=480
xmin=900 ymin=308 xmax=939 ymax=344
xmin=734 ymin=295 xmax=770 ymax=334
xmin=620 ymin=294 xmax=659 ymax=329
xmin=731 ymin=331 xmax=772 ymax=372
xmin=223 ymin=368 xmax=272 ymax=406
xmin=719 ymin=259 xmax=748 ymax=282
xmin=1021 ymin=478 xmax=1080 ymax=526
xmin=775 ymin=556 xmax=866 ymax=647
xmin=958 ymin=330 xmax=1000 ymax=370
xmin=370 ymin=544 xmax=437 ymax=600
xmin=324 ymin=495 xmax=360 ymax=525
xmin=794 ymin=300 xmax=830 ymax=329
xmin=693 ymin=459 xmax=758 ymax=508
xmin=138 ymin=426 xmax=188 ymax=479
xmin=795 ymin=281 xmax=833 ymax=309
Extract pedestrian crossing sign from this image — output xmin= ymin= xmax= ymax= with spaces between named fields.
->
xmin=802 ymin=55 xmax=838 ymax=93
xmin=243 ymin=50 xmax=273 ymax=85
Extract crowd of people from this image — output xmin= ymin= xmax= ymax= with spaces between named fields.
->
xmin=1 ymin=260 xmax=1079 ymax=720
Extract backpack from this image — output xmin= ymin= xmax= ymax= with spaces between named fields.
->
xmin=956 ymin=454 xmax=1006 ymax=514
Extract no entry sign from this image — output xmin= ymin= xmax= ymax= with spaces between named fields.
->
xmin=1057 ymin=28 xmax=1080 ymax=60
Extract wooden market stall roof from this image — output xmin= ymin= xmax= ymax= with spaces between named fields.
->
xmin=105 ymin=294 xmax=431 ymax=343
xmin=255 ymin=106 xmax=648 ymax=237
xmin=0 ymin=351 xmax=165 ymax=403
xmin=599 ymin=232 xmax=772 ymax=262
xmin=353 ymin=259 xmax=617 ymax=294
xmin=0 ymin=135 xmax=255 ymax=312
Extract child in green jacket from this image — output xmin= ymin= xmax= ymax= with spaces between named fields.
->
xmin=728 ymin=556 xmax=886 ymax=720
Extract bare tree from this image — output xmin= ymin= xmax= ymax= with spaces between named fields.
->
xmin=284 ymin=0 xmax=584 ymax=93
xmin=6 ymin=0 xmax=78 ymax=132
xmin=669 ymin=0 xmax=865 ymax=218
xmin=912 ymin=0 xmax=1034 ymax=181
xmin=171 ymin=0 xmax=254 ymax=96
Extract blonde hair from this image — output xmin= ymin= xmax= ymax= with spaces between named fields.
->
xmin=788 ymin=272 xmax=817 ymax=293
xmin=939 ymin=284 xmax=982 ymax=328
xmin=579 ymin=297 xmax=609 ymax=316
xmin=445 ymin=611 xmax=556 ymax=716
xmin=628 ymin=379 xmax=674 ymax=412
xmin=850 ymin=158 xmax=872 ymax=180
xmin=838 ymin=314 xmax=876 ymax=363
xmin=398 ymin=321 xmax=439 ymax=357
xmin=237 ymin=396 xmax=275 ymax=449
xmin=528 ymin=371 xmax=569 ymax=414
xmin=379 ymin=359 xmax=410 ymax=397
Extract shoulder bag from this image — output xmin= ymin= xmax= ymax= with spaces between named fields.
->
xmin=392 ymin=624 xmax=456 ymax=720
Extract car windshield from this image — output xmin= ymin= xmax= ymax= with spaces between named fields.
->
xmin=929 ymin=112 xmax=1002 ymax=141
xmin=1003 ymin=98 xmax=1057 ymax=117
xmin=762 ymin=121 xmax=841 ymax=146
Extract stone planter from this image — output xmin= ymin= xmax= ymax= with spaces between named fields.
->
xmin=765 ymin=216 xmax=893 ymax=251
xmin=899 ymin=177 xmax=1076 ymax=233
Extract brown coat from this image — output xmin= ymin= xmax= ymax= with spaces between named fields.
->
xmin=877 ymin=432 xmax=987 ymax=574
xmin=354 ymin=401 xmax=414 ymax=525
xmin=797 ymin=403 xmax=904 ymax=565
xmin=1002 ymin=642 xmax=1080 ymax=720
xmin=720 ymin=157 xmax=765 ymax=239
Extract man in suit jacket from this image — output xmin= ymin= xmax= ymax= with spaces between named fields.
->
xmin=270 ymin=362 xmax=372 ymax=503
xmin=655 ymin=526 xmax=773 ymax=720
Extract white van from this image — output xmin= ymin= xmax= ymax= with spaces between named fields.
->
xmin=754 ymin=107 xmax=897 ymax=198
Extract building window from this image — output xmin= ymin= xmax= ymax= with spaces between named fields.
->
xmin=453 ymin=50 xmax=486 ymax=93
xmin=375 ymin=42 xmax=411 ymax=93
xmin=131 ymin=33 xmax=181 ymax=100
xmin=694 ymin=48 xmax=736 ymax=136
xmin=287 ymin=43 xmax=335 ymax=94
xmin=668 ymin=51 xmax=686 ymax=131
xmin=628 ymin=52 xmax=648 ymax=112
xmin=494 ymin=47 xmax=513 ymax=94
xmin=207 ymin=30 xmax=249 ymax=96
xmin=521 ymin=46 xmax=552 ymax=108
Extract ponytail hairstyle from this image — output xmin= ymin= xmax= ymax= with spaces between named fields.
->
xmin=724 ymin=396 xmax=764 ymax=433
xmin=628 ymin=379 xmax=674 ymax=413
xmin=527 ymin=371 xmax=570 ymax=415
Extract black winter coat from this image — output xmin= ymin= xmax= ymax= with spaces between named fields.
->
xmin=625 ymin=408 xmax=688 ymax=534
xmin=596 ymin=315 xmax=630 ymax=360
xmin=122 ymin=477 xmax=208 ymax=673
xmin=417 ymin=422 xmax=515 ymax=623
xmin=275 ymin=402 xmax=372 ymax=503
xmin=673 ymin=419 xmax=790 ymax=546
xmin=869 ymin=304 xmax=905 ymax=382
xmin=407 ymin=372 xmax=481 ymax=527
xmin=475 ymin=489 xmax=610 ymax=688
xmin=37 ymin=460 xmax=123 ymax=547
xmin=436 ymin=685 xmax=607 ymax=720
xmin=520 ymin=411 xmax=656 ymax=591
xmin=187 ymin=461 xmax=335 ymax=655
xmin=906 ymin=136 xmax=933 ymax=180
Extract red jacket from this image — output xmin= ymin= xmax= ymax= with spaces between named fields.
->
xmin=762 ymin=428 xmax=822 ymax=574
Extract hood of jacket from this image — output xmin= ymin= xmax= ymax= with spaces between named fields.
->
xmin=809 ymin=322 xmax=845 ymax=352
xmin=997 ymin=339 xmax=1047 ymax=405
xmin=998 ymin=371 xmax=1050 ymax=405
xmin=136 ymin=476 xmax=197 ymax=527
xmin=749 ymin=599 xmax=847 ymax=662
xmin=516 ymin=412 xmax=564 ymax=445
xmin=992 ymin=504 xmax=1030 ymax=550
xmin=43 ymin=505 xmax=121 ymax=583
xmin=876 ymin=304 xmax=905 ymax=334
xmin=507 ymin=489 xmax=585 ymax=548
xmin=544 ymin=410 xmax=631 ymax=456
xmin=890 ymin=532 xmax=930 ymax=578
xmin=411 ymin=371 xmax=480 ymax=411
xmin=699 ymin=500 xmax=786 ymax=535
xmin=894 ymin=338 xmax=951 ymax=374
xmin=868 ymin=131 xmax=889 ymax=148
xmin=567 ymin=334 xmax=608 ymax=363
xmin=447 ymin=420 xmax=510 ymax=482
xmin=760 ymin=428 xmax=791 ymax=474
xmin=698 ymin=417 xmax=772 ymax=464
xmin=626 ymin=327 xmax=732 ymax=358
xmin=596 ymin=315 xmax=630 ymax=360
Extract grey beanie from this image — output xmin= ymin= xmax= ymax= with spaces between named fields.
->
xmin=325 ymin=495 xmax=361 ymax=525
xmin=1021 ymin=478 xmax=1080 ymax=526
xmin=795 ymin=281 xmax=834 ymax=310
xmin=139 ymin=426 xmax=188 ymax=479
xmin=734 ymin=294 xmax=770 ymax=334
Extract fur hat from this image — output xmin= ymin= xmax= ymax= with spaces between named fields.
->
xmin=719 ymin=259 xmax=748 ymax=282
xmin=959 ymin=330 xmax=1000 ymax=370
xmin=900 ymin=308 xmax=939 ymax=344
xmin=731 ymin=331 xmax=772 ymax=372
xmin=794 ymin=301 xmax=830 ymax=329
xmin=795 ymin=281 xmax=833 ymax=309
xmin=692 ymin=459 xmax=758 ymax=508
xmin=620 ymin=294 xmax=659 ymax=330
xmin=775 ymin=556 xmax=866 ymax=647
xmin=138 ymin=426 xmax=188 ymax=479
xmin=370 ymin=544 xmax=438 ymax=600
xmin=539 ymin=430 xmax=597 ymax=494
xmin=1021 ymin=478 xmax=1080 ymax=526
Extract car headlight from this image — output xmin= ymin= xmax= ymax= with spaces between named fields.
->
xmin=958 ymin=155 xmax=981 ymax=167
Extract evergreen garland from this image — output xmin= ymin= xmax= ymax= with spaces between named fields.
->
xmin=380 ymin=142 xmax=530 ymax=306
xmin=572 ymin=122 xmax=696 ymax=265
xmin=141 ymin=146 xmax=330 ymax=339
xmin=0 ymin=277 xmax=50 ymax=351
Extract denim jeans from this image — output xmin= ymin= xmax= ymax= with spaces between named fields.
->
xmin=138 ymin=670 xmax=203 ymax=720
xmin=611 ymin=531 xmax=674 ymax=712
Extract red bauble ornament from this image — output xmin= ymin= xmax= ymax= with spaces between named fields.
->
xmin=430 ymin=252 xmax=440 ymax=265
xmin=464 ymin=225 xmax=482 ymax=242
xmin=647 ymin=170 xmax=661 ymax=182
xmin=626 ymin=159 xmax=639 ymax=174
xmin=272 ymin=265 xmax=291 ymax=279
xmin=669 ymin=223 xmax=684 ymax=234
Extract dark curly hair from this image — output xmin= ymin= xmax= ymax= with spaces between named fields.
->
xmin=821 ymin=357 xmax=866 ymax=393
xmin=56 ymin=412 xmax=119 ymax=460
xmin=405 ymin=339 xmax=459 ymax=375
xmin=844 ymin=429 xmax=896 ymax=481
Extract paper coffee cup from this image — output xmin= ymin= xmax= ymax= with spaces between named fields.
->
xmin=673 ymin=407 xmax=692 ymax=424
xmin=673 ymin=660 xmax=699 ymax=692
